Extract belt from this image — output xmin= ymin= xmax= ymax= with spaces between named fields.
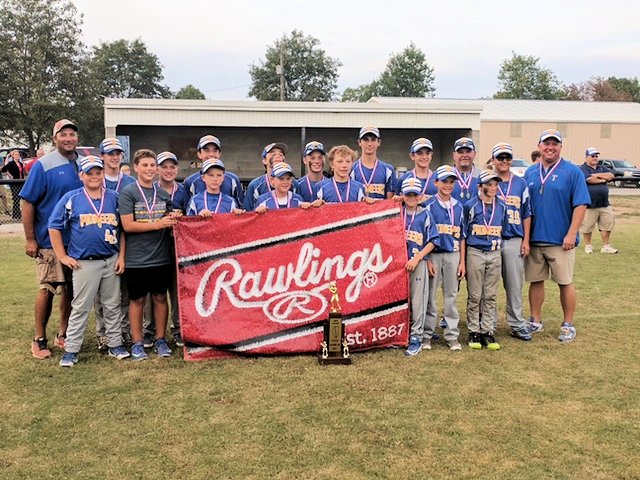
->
xmin=82 ymin=255 xmax=112 ymax=261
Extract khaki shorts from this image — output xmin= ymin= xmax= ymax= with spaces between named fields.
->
xmin=580 ymin=206 xmax=615 ymax=234
xmin=36 ymin=248 xmax=71 ymax=294
xmin=525 ymin=245 xmax=575 ymax=286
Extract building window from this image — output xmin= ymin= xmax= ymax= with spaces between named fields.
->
xmin=510 ymin=122 xmax=522 ymax=138
xmin=556 ymin=123 xmax=568 ymax=140
xmin=601 ymin=124 xmax=612 ymax=138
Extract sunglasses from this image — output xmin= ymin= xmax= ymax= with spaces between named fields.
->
xmin=495 ymin=156 xmax=512 ymax=162
xmin=590 ymin=154 xmax=599 ymax=158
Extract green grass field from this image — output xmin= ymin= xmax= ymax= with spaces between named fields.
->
xmin=1 ymin=199 xmax=639 ymax=479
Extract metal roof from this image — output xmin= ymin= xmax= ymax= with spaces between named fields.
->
xmin=368 ymin=97 xmax=640 ymax=124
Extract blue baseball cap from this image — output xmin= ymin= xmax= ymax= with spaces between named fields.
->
xmin=271 ymin=162 xmax=295 ymax=178
xmin=585 ymin=147 xmax=600 ymax=157
xmin=200 ymin=159 xmax=225 ymax=174
xmin=478 ymin=169 xmax=501 ymax=185
xmin=401 ymin=177 xmax=423 ymax=195
xmin=454 ymin=137 xmax=475 ymax=152
xmin=492 ymin=142 xmax=513 ymax=158
xmin=99 ymin=138 xmax=123 ymax=154
xmin=80 ymin=155 xmax=104 ymax=173
xmin=411 ymin=138 xmax=434 ymax=154
xmin=197 ymin=135 xmax=222 ymax=151
xmin=539 ymin=129 xmax=562 ymax=143
xmin=262 ymin=142 xmax=288 ymax=159
xmin=435 ymin=165 xmax=459 ymax=181
xmin=358 ymin=126 xmax=380 ymax=139
xmin=303 ymin=141 xmax=325 ymax=157
xmin=157 ymin=151 xmax=178 ymax=165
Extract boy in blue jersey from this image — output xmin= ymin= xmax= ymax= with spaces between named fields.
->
xmin=395 ymin=138 xmax=438 ymax=203
xmin=255 ymin=162 xmax=311 ymax=211
xmin=315 ymin=146 xmax=371 ymax=204
xmin=20 ymin=119 xmax=83 ymax=359
xmin=451 ymin=137 xmax=480 ymax=202
xmin=423 ymin=166 xmax=466 ymax=351
xmin=351 ymin=126 xmax=396 ymax=200
xmin=401 ymin=178 xmax=439 ymax=356
xmin=464 ymin=169 xmax=508 ymax=350
xmin=244 ymin=142 xmax=288 ymax=211
xmin=524 ymin=129 xmax=591 ymax=343
xmin=187 ymin=159 xmax=244 ymax=216
xmin=295 ymin=141 xmax=327 ymax=202
xmin=100 ymin=137 xmax=135 ymax=194
xmin=183 ymin=135 xmax=245 ymax=206
xmin=491 ymin=143 xmax=533 ymax=341
xmin=48 ymin=157 xmax=129 ymax=366
xmin=119 ymin=149 xmax=181 ymax=360
xmin=95 ymin=136 xmax=135 ymax=350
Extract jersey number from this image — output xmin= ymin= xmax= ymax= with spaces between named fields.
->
xmin=104 ymin=229 xmax=118 ymax=245
xmin=507 ymin=209 xmax=521 ymax=225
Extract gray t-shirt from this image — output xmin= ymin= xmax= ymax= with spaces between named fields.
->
xmin=118 ymin=182 xmax=174 ymax=268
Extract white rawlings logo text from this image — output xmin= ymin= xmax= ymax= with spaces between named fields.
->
xmin=195 ymin=241 xmax=393 ymax=324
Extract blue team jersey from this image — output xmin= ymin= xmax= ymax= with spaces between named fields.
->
xmin=498 ymin=175 xmax=531 ymax=239
xmin=314 ymin=178 xmax=365 ymax=203
xmin=395 ymin=170 xmax=438 ymax=205
xmin=104 ymin=173 xmax=135 ymax=194
xmin=452 ymin=170 xmax=479 ymax=202
xmin=48 ymin=187 xmax=121 ymax=259
xmin=243 ymin=174 xmax=273 ymax=211
xmin=187 ymin=191 xmax=237 ymax=216
xmin=256 ymin=191 xmax=306 ymax=210
xmin=154 ymin=181 xmax=188 ymax=213
xmin=295 ymin=175 xmax=327 ymax=202
xmin=404 ymin=207 xmax=439 ymax=260
xmin=424 ymin=196 xmax=466 ymax=253
xmin=19 ymin=151 xmax=83 ymax=248
xmin=184 ymin=170 xmax=245 ymax=206
xmin=350 ymin=158 xmax=396 ymax=199
xmin=464 ymin=196 xmax=507 ymax=252
xmin=524 ymin=158 xmax=591 ymax=246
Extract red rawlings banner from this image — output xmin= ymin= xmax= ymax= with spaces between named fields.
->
xmin=174 ymin=200 xmax=410 ymax=361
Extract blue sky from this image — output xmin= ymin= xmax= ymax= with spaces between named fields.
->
xmin=74 ymin=0 xmax=640 ymax=100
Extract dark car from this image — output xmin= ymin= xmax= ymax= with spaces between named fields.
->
xmin=598 ymin=159 xmax=640 ymax=188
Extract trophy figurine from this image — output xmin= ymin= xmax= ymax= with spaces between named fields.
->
xmin=318 ymin=281 xmax=352 ymax=365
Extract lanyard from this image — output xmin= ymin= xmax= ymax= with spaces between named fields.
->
xmin=271 ymin=191 xmax=291 ymax=209
xmin=156 ymin=181 xmax=178 ymax=201
xmin=412 ymin=169 xmax=432 ymax=196
xmin=104 ymin=173 xmax=124 ymax=192
xmin=264 ymin=174 xmax=273 ymax=193
xmin=403 ymin=207 xmax=417 ymax=234
xmin=538 ymin=159 xmax=562 ymax=194
xmin=82 ymin=187 xmax=105 ymax=225
xmin=332 ymin=178 xmax=351 ymax=203
xmin=482 ymin=198 xmax=496 ymax=233
xmin=305 ymin=176 xmax=313 ymax=199
xmin=358 ymin=159 xmax=379 ymax=187
xmin=497 ymin=174 xmax=513 ymax=202
xmin=454 ymin=167 xmax=473 ymax=198
xmin=204 ymin=192 xmax=223 ymax=214
xmin=435 ymin=193 xmax=455 ymax=227
xmin=135 ymin=181 xmax=157 ymax=219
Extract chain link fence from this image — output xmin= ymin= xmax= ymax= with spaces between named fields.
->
xmin=0 ymin=179 xmax=25 ymax=225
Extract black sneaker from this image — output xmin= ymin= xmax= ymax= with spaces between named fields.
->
xmin=468 ymin=332 xmax=483 ymax=350
xmin=483 ymin=333 xmax=501 ymax=350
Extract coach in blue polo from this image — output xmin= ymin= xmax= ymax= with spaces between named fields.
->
xmin=523 ymin=129 xmax=591 ymax=343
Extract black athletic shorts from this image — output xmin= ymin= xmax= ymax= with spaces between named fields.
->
xmin=124 ymin=264 xmax=173 ymax=300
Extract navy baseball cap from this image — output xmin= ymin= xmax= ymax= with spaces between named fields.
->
xmin=454 ymin=137 xmax=475 ymax=152
xmin=358 ymin=126 xmax=380 ymax=139
xmin=401 ymin=177 xmax=423 ymax=195
xmin=271 ymin=162 xmax=295 ymax=178
xmin=262 ymin=142 xmax=288 ymax=158
xmin=435 ymin=165 xmax=459 ymax=181
xmin=492 ymin=142 xmax=513 ymax=158
xmin=157 ymin=151 xmax=178 ymax=165
xmin=303 ymin=141 xmax=326 ymax=157
xmin=79 ymin=155 xmax=103 ymax=173
xmin=539 ymin=129 xmax=562 ymax=143
xmin=100 ymin=138 xmax=124 ymax=154
xmin=478 ymin=169 xmax=501 ymax=184
xmin=197 ymin=135 xmax=222 ymax=151
xmin=410 ymin=137 xmax=433 ymax=153
xmin=200 ymin=159 xmax=225 ymax=174
xmin=585 ymin=147 xmax=600 ymax=157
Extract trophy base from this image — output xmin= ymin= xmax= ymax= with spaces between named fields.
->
xmin=318 ymin=354 xmax=352 ymax=365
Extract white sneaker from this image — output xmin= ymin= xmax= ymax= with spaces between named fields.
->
xmin=601 ymin=245 xmax=618 ymax=254
xmin=584 ymin=245 xmax=593 ymax=254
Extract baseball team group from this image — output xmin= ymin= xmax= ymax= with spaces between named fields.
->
xmin=19 ymin=119 xmax=616 ymax=365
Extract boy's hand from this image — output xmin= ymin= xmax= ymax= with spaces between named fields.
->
xmin=60 ymin=255 xmax=80 ymax=270
xmin=427 ymin=259 xmax=436 ymax=277
xmin=310 ymin=199 xmax=324 ymax=208
xmin=299 ymin=202 xmax=311 ymax=210
xmin=457 ymin=263 xmax=466 ymax=279
xmin=255 ymin=205 xmax=267 ymax=213
xmin=199 ymin=209 xmax=213 ymax=218
xmin=115 ymin=255 xmax=125 ymax=275
xmin=233 ymin=208 xmax=245 ymax=215
xmin=405 ymin=257 xmax=419 ymax=271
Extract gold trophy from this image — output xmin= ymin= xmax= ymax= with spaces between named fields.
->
xmin=318 ymin=281 xmax=352 ymax=365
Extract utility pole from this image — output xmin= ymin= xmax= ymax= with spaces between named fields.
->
xmin=276 ymin=49 xmax=285 ymax=101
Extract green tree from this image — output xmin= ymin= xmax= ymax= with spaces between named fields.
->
xmin=175 ymin=84 xmax=206 ymax=100
xmin=249 ymin=30 xmax=341 ymax=101
xmin=342 ymin=43 xmax=435 ymax=102
xmin=563 ymin=77 xmax=636 ymax=102
xmin=0 ymin=0 xmax=86 ymax=153
xmin=494 ymin=52 xmax=565 ymax=100
xmin=606 ymin=77 xmax=640 ymax=102
xmin=88 ymin=39 xmax=172 ymax=99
